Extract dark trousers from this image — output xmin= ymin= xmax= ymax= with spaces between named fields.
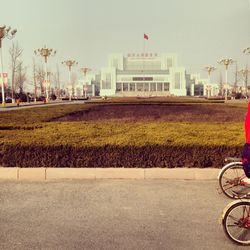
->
xmin=241 ymin=143 xmax=250 ymax=178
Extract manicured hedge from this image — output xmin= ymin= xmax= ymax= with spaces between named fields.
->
xmin=0 ymin=144 xmax=242 ymax=168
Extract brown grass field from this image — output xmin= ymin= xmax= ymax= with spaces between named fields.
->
xmin=54 ymin=103 xmax=246 ymax=123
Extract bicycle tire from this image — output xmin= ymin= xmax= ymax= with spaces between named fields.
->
xmin=222 ymin=201 xmax=250 ymax=245
xmin=219 ymin=162 xmax=248 ymax=199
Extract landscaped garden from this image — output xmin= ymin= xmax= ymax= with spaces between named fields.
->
xmin=0 ymin=97 xmax=248 ymax=168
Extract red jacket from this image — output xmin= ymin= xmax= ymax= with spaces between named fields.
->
xmin=245 ymin=102 xmax=250 ymax=143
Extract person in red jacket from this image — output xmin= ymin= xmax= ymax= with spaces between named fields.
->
xmin=241 ymin=102 xmax=250 ymax=184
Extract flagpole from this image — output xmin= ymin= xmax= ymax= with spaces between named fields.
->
xmin=143 ymin=34 xmax=145 ymax=57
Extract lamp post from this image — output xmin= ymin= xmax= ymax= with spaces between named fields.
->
xmin=238 ymin=68 xmax=249 ymax=98
xmin=0 ymin=25 xmax=17 ymax=106
xmin=218 ymin=58 xmax=234 ymax=101
xmin=80 ymin=67 xmax=91 ymax=98
xmin=34 ymin=45 xmax=56 ymax=102
xmin=204 ymin=66 xmax=216 ymax=98
xmin=62 ymin=60 xmax=78 ymax=101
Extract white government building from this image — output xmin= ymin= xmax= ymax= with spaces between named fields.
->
xmin=100 ymin=53 xmax=187 ymax=97
xmin=99 ymin=53 xmax=219 ymax=97
xmin=71 ymin=53 xmax=219 ymax=98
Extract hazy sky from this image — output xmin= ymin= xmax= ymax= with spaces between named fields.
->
xmin=1 ymin=0 xmax=250 ymax=85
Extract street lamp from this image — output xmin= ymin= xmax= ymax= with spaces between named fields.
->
xmin=238 ymin=68 xmax=249 ymax=98
xmin=80 ymin=67 xmax=91 ymax=98
xmin=62 ymin=60 xmax=78 ymax=101
xmin=0 ymin=25 xmax=17 ymax=106
xmin=34 ymin=45 xmax=56 ymax=102
xmin=218 ymin=58 xmax=234 ymax=101
xmin=204 ymin=66 xmax=216 ymax=98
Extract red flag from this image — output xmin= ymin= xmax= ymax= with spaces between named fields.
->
xmin=144 ymin=33 xmax=149 ymax=40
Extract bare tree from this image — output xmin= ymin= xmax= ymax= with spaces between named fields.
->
xmin=35 ymin=63 xmax=45 ymax=96
xmin=32 ymin=58 xmax=38 ymax=100
xmin=53 ymin=64 xmax=61 ymax=97
xmin=71 ymin=72 xmax=78 ymax=96
xmin=9 ymin=41 xmax=23 ymax=101
xmin=233 ymin=62 xmax=240 ymax=91
xmin=29 ymin=59 xmax=45 ymax=98
xmin=15 ymin=61 xmax=27 ymax=94
xmin=218 ymin=70 xmax=223 ymax=96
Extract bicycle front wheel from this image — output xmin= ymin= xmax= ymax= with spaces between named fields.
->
xmin=222 ymin=201 xmax=250 ymax=245
xmin=219 ymin=163 xmax=249 ymax=199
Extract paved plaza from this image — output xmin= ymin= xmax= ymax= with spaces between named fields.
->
xmin=0 ymin=180 xmax=246 ymax=250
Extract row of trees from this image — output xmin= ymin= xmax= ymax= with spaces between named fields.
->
xmin=5 ymin=41 xmax=67 ymax=102
xmin=9 ymin=41 xmax=26 ymax=97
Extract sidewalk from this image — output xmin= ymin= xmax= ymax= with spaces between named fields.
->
xmin=0 ymin=167 xmax=220 ymax=181
xmin=0 ymin=100 xmax=86 ymax=111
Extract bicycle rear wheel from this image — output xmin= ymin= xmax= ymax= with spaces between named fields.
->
xmin=222 ymin=201 xmax=250 ymax=245
xmin=219 ymin=163 xmax=249 ymax=199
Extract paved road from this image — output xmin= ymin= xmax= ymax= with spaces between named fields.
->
xmin=0 ymin=180 xmax=247 ymax=250
xmin=0 ymin=100 xmax=88 ymax=112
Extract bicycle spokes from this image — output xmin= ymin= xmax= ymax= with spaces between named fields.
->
xmin=219 ymin=163 xmax=249 ymax=199
xmin=224 ymin=203 xmax=250 ymax=245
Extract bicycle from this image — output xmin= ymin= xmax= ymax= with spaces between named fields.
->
xmin=220 ymin=197 xmax=250 ymax=245
xmin=218 ymin=157 xmax=250 ymax=245
xmin=218 ymin=157 xmax=250 ymax=199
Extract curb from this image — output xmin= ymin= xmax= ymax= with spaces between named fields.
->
xmin=0 ymin=168 xmax=220 ymax=181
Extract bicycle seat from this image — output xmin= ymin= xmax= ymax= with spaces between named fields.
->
xmin=224 ymin=157 xmax=242 ymax=162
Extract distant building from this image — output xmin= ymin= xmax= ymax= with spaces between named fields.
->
xmin=75 ymin=72 xmax=98 ymax=97
xmin=99 ymin=53 xmax=187 ymax=97
xmin=187 ymin=74 xmax=219 ymax=97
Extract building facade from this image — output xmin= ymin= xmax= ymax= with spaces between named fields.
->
xmin=187 ymin=74 xmax=220 ymax=97
xmin=100 ymin=53 xmax=187 ymax=97
xmin=74 ymin=72 xmax=98 ymax=97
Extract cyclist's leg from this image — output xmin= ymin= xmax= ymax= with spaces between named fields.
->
xmin=241 ymin=143 xmax=250 ymax=180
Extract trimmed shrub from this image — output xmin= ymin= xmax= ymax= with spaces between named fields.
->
xmin=0 ymin=144 xmax=242 ymax=168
